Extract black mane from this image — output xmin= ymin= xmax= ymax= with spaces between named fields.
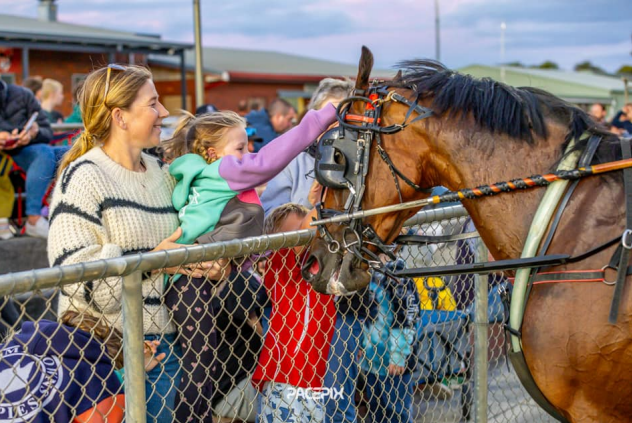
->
xmin=392 ymin=59 xmax=603 ymax=146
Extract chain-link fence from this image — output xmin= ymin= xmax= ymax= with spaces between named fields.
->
xmin=0 ymin=205 xmax=556 ymax=423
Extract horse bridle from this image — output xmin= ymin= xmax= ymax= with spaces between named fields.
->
xmin=314 ymin=82 xmax=435 ymax=270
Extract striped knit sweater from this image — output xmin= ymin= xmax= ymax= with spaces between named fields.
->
xmin=48 ymin=147 xmax=179 ymax=335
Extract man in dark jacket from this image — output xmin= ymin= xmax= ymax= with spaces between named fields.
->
xmin=0 ymin=80 xmax=65 ymax=238
xmin=245 ymin=98 xmax=296 ymax=152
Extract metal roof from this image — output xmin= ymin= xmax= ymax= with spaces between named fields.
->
xmin=0 ymin=14 xmax=191 ymax=54
xmin=150 ymin=46 xmax=395 ymax=79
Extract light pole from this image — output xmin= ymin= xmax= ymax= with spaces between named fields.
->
xmin=193 ymin=0 xmax=204 ymax=108
xmin=500 ymin=21 xmax=506 ymax=83
xmin=435 ymin=0 xmax=440 ymax=62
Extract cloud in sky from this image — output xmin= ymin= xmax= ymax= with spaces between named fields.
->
xmin=1 ymin=0 xmax=630 ymax=72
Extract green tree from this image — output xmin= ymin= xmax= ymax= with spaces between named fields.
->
xmin=505 ymin=61 xmax=525 ymax=67
xmin=574 ymin=61 xmax=606 ymax=74
xmin=536 ymin=61 xmax=559 ymax=70
xmin=616 ymin=65 xmax=632 ymax=75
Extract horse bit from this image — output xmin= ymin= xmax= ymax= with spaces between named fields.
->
xmin=313 ymin=81 xmax=434 ymax=270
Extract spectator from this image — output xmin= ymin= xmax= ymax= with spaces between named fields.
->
xmin=40 ymin=78 xmax=65 ymax=124
xmin=252 ymin=203 xmax=336 ymax=423
xmin=195 ymin=103 xmax=218 ymax=116
xmin=22 ymin=76 xmax=43 ymax=102
xmin=260 ymin=78 xmax=353 ymax=214
xmin=245 ymin=98 xmax=296 ymax=152
xmin=161 ymin=102 xmax=335 ymax=420
xmin=64 ymin=80 xmax=84 ymax=124
xmin=0 ymin=152 xmax=14 ymax=240
xmin=0 ymin=80 xmax=60 ymax=238
xmin=211 ymin=272 xmax=267 ymax=422
xmin=47 ymin=64 xmax=225 ymax=422
xmin=611 ymin=103 xmax=632 ymax=136
xmin=362 ymin=259 xmax=421 ymax=423
xmin=0 ymin=310 xmax=164 ymax=423
xmin=588 ymin=103 xmax=607 ymax=125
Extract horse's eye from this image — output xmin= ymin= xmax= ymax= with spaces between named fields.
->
xmin=334 ymin=150 xmax=345 ymax=165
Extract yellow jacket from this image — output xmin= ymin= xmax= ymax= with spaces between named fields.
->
xmin=414 ymin=277 xmax=457 ymax=311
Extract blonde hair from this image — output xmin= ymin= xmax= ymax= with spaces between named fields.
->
xmin=162 ymin=110 xmax=246 ymax=163
xmin=57 ymin=65 xmax=153 ymax=177
xmin=264 ymin=203 xmax=309 ymax=234
xmin=41 ymin=78 xmax=63 ymax=101
xmin=60 ymin=310 xmax=124 ymax=370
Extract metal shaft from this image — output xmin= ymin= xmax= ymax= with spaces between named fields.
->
xmin=193 ymin=0 xmax=204 ymax=108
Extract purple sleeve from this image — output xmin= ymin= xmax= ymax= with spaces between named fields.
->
xmin=218 ymin=104 xmax=337 ymax=192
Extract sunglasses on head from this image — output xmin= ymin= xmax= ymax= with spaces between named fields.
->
xmin=103 ymin=64 xmax=126 ymax=106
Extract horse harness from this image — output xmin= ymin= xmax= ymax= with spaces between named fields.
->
xmin=313 ymin=82 xmax=434 ymax=271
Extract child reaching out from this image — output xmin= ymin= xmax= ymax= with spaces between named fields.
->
xmin=162 ymin=104 xmax=337 ymax=421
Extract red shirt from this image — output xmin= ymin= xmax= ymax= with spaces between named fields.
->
xmin=252 ymin=248 xmax=336 ymax=390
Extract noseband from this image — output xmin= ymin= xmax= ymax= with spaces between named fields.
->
xmin=313 ymin=82 xmax=434 ymax=270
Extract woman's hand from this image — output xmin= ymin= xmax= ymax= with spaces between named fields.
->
xmin=387 ymin=363 xmax=406 ymax=376
xmin=153 ymin=228 xmax=231 ymax=280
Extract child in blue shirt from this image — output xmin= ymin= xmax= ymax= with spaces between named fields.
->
xmin=362 ymin=259 xmax=421 ymax=423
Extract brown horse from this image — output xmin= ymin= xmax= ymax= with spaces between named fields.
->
xmin=302 ymin=47 xmax=631 ymax=422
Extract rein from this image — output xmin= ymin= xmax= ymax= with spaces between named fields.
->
xmin=311 ymin=156 xmax=632 ymax=226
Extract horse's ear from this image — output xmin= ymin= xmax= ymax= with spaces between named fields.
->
xmin=393 ymin=69 xmax=403 ymax=82
xmin=355 ymin=46 xmax=374 ymax=91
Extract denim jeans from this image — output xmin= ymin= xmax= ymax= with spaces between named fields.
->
xmin=145 ymin=333 xmax=182 ymax=423
xmin=365 ymin=372 xmax=414 ymax=423
xmin=323 ymin=313 xmax=362 ymax=423
xmin=10 ymin=143 xmax=68 ymax=216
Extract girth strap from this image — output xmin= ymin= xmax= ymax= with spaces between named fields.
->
xmin=608 ymin=136 xmax=632 ymax=323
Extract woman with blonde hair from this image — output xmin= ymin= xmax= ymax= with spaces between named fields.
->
xmin=48 ymin=64 xmax=223 ymax=422
xmin=40 ymin=78 xmax=64 ymax=123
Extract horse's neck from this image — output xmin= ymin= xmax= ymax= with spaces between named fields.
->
xmin=434 ymin=130 xmax=566 ymax=260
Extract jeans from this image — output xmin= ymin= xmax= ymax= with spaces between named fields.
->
xmin=365 ymin=372 xmax=414 ymax=423
xmin=145 ymin=333 xmax=182 ymax=423
xmin=323 ymin=313 xmax=362 ymax=423
xmin=10 ymin=144 xmax=68 ymax=216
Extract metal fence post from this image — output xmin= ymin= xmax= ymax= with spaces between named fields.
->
xmin=473 ymin=239 xmax=489 ymax=423
xmin=122 ymin=270 xmax=147 ymax=423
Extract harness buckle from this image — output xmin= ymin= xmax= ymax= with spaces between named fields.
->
xmin=601 ymin=264 xmax=618 ymax=286
xmin=327 ymin=240 xmax=341 ymax=254
xmin=622 ymin=229 xmax=632 ymax=249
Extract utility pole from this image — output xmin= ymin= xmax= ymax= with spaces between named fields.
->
xmin=435 ymin=0 xmax=440 ymax=62
xmin=500 ymin=22 xmax=506 ymax=83
xmin=193 ymin=0 xmax=204 ymax=108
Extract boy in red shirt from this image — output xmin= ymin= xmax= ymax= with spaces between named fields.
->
xmin=252 ymin=203 xmax=336 ymax=422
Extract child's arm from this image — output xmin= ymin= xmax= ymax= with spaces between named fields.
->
xmin=218 ymin=104 xmax=337 ymax=191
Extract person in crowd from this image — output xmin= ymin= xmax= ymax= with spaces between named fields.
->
xmin=611 ymin=103 xmax=632 ymax=136
xmin=362 ymin=259 xmax=421 ymax=423
xmin=160 ymin=103 xmax=336 ymax=420
xmin=252 ymin=203 xmax=336 ymax=423
xmin=259 ymin=77 xmax=365 ymax=423
xmin=588 ymin=103 xmax=607 ymax=125
xmin=0 ymin=310 xmax=164 ymax=423
xmin=47 ymin=64 xmax=226 ymax=423
xmin=22 ymin=76 xmax=43 ymax=102
xmin=64 ymin=80 xmax=84 ymax=124
xmin=195 ymin=103 xmax=218 ymax=116
xmin=40 ymin=78 xmax=65 ymax=124
xmin=260 ymin=78 xmax=353 ymax=214
xmin=0 ymin=80 xmax=60 ymax=238
xmin=245 ymin=98 xmax=297 ymax=151
xmin=211 ymin=272 xmax=267 ymax=423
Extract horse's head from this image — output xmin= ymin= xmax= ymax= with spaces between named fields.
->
xmin=301 ymin=47 xmax=436 ymax=295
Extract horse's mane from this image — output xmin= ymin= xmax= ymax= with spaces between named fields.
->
xmin=392 ymin=60 xmax=610 ymax=151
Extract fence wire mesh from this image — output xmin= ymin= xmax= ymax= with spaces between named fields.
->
xmin=0 ymin=207 xmax=557 ymax=423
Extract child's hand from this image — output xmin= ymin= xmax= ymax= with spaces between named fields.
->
xmin=143 ymin=340 xmax=166 ymax=372
xmin=387 ymin=363 xmax=406 ymax=376
xmin=307 ymin=180 xmax=323 ymax=207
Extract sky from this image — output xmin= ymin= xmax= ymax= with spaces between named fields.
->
xmin=2 ymin=0 xmax=631 ymax=73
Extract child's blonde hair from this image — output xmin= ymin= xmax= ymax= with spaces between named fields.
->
xmin=162 ymin=110 xmax=246 ymax=163
xmin=264 ymin=203 xmax=309 ymax=234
